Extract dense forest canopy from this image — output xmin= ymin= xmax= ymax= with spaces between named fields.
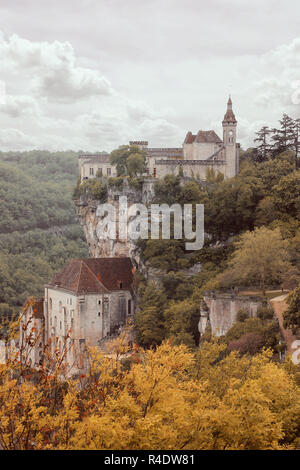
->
xmin=0 ymin=150 xmax=88 ymax=318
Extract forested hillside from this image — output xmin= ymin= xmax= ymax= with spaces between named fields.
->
xmin=134 ymin=112 xmax=300 ymax=353
xmin=0 ymin=151 xmax=88 ymax=318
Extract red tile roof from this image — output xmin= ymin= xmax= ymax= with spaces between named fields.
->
xmin=184 ymin=130 xmax=222 ymax=144
xmin=49 ymin=258 xmax=134 ymax=294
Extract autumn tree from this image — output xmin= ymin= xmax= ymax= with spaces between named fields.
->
xmin=228 ymin=227 xmax=292 ymax=295
xmin=2 ymin=319 xmax=300 ymax=450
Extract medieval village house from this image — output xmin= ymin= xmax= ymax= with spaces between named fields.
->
xmin=20 ymin=257 xmax=135 ymax=373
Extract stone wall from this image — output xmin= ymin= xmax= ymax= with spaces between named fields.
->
xmin=44 ymin=286 xmax=134 ymax=373
xmin=183 ymin=142 xmax=222 ymax=160
xmin=155 ymin=159 xmax=226 ymax=180
xmin=201 ymin=292 xmax=264 ymax=337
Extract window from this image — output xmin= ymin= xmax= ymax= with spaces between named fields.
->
xmin=98 ymin=168 xmax=103 ymax=176
xmin=70 ymin=298 xmax=72 ymax=305
xmin=119 ymin=281 xmax=123 ymax=289
xmin=60 ymin=321 xmax=62 ymax=330
xmin=89 ymin=167 xmax=94 ymax=176
xmin=128 ymin=299 xmax=132 ymax=315
xmin=98 ymin=300 xmax=101 ymax=305
xmin=107 ymin=167 xmax=111 ymax=176
xmin=49 ymin=298 xmax=52 ymax=311
xmin=119 ymin=294 xmax=126 ymax=323
xmin=153 ymin=168 xmax=156 ymax=178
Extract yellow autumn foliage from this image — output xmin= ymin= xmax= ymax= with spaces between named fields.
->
xmin=0 ymin=335 xmax=300 ymax=450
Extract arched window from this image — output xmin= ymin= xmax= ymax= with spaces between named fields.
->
xmin=228 ymin=130 xmax=233 ymax=144
xmin=49 ymin=298 xmax=52 ymax=311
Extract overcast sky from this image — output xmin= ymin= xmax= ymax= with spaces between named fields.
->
xmin=0 ymin=0 xmax=300 ymax=152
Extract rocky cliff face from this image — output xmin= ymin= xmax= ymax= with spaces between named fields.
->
xmin=74 ymin=179 xmax=154 ymax=269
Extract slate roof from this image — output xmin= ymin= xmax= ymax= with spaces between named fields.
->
xmin=48 ymin=258 xmax=134 ymax=294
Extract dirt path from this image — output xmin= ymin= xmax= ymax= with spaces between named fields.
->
xmin=270 ymin=294 xmax=296 ymax=354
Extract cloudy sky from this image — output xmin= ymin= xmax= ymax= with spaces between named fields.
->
xmin=0 ymin=0 xmax=300 ymax=151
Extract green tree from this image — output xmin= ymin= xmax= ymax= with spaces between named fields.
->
xmin=135 ymin=283 xmax=167 ymax=347
xmin=271 ymin=114 xmax=295 ymax=157
xmin=228 ymin=227 xmax=292 ymax=295
xmin=254 ymin=126 xmax=271 ymax=162
xmin=127 ymin=153 xmax=146 ymax=177
xmin=109 ymin=145 xmax=146 ymax=176
xmin=283 ymin=287 xmax=300 ymax=335
xmin=273 ymin=170 xmax=300 ymax=220
xmin=164 ymin=298 xmax=200 ymax=347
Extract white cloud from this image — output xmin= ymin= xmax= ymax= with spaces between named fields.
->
xmin=0 ymin=128 xmax=36 ymax=150
xmin=252 ymin=38 xmax=300 ymax=114
xmin=0 ymin=33 xmax=113 ymax=101
xmin=0 ymin=8 xmax=300 ymax=152
xmin=0 ymin=95 xmax=41 ymax=118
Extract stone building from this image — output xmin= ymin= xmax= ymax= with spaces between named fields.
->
xmin=149 ymin=96 xmax=239 ymax=180
xmin=79 ymin=152 xmax=117 ymax=181
xmin=78 ymin=97 xmax=239 ymax=182
xmin=19 ymin=257 xmax=135 ymax=374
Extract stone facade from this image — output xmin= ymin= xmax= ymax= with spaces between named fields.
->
xmin=154 ymin=159 xmax=227 ymax=179
xmin=145 ymin=97 xmax=239 ymax=180
xmin=79 ymin=153 xmax=117 ymax=181
xmin=78 ymin=97 xmax=239 ymax=183
xmin=200 ymin=292 xmax=264 ymax=337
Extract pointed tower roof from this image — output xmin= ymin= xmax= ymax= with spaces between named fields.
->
xmin=223 ymin=95 xmax=237 ymax=124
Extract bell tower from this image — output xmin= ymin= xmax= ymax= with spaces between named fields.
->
xmin=222 ymin=96 xmax=238 ymax=178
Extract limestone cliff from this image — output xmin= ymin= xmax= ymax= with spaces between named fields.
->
xmin=74 ymin=179 xmax=154 ymax=269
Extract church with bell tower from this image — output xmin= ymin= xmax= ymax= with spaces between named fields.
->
xmin=143 ymin=96 xmax=240 ymax=180
xmin=79 ymin=97 xmax=240 ymax=182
